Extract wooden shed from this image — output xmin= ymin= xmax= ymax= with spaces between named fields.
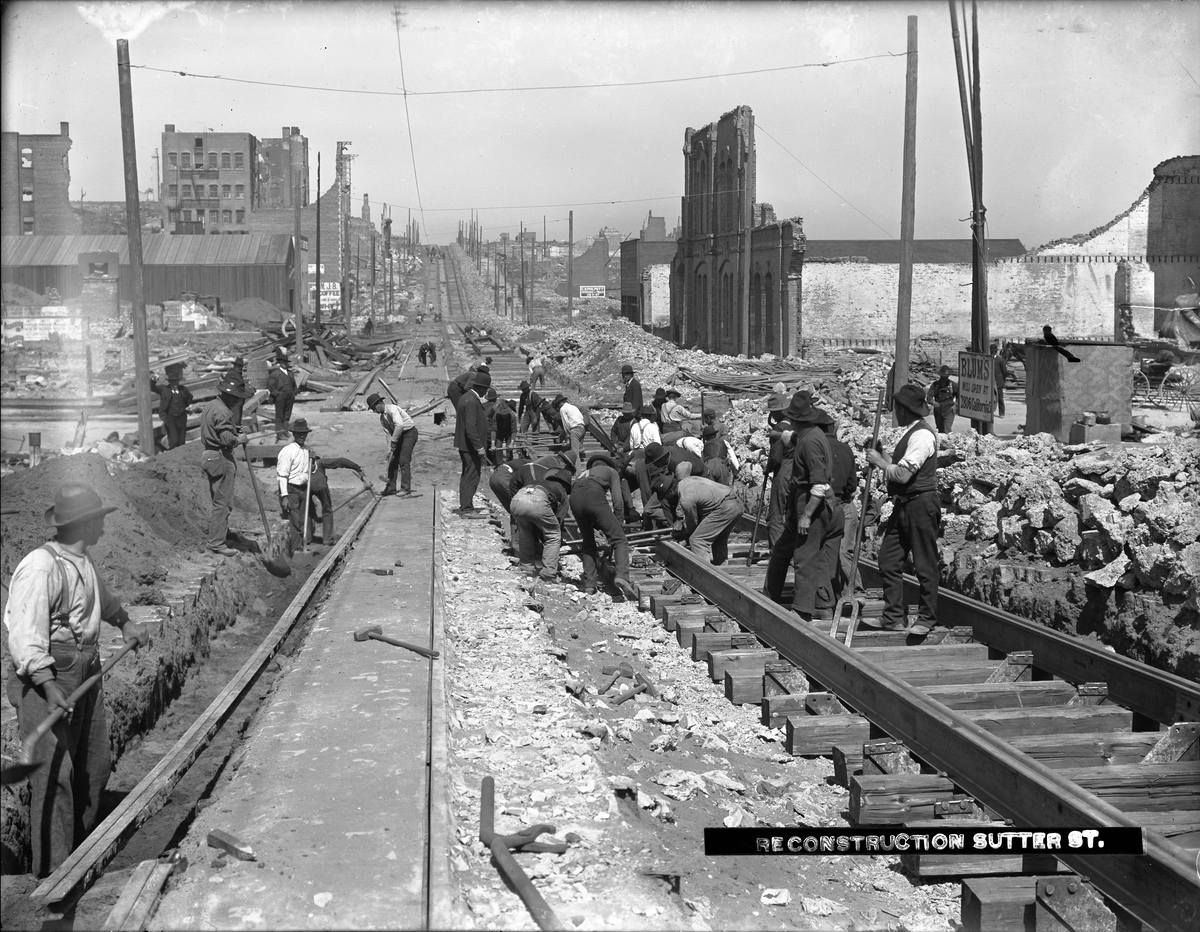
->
xmin=1024 ymin=340 xmax=1133 ymax=442
xmin=1 ymin=234 xmax=294 ymax=311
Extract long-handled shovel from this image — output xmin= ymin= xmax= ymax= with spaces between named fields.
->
xmin=241 ymin=442 xmax=291 ymax=578
xmin=830 ymin=387 xmax=885 ymax=643
xmin=746 ymin=472 xmax=771 ymax=567
xmin=1 ymin=641 xmax=138 ymax=785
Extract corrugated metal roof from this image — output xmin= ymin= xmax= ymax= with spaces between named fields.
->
xmin=2 ymin=234 xmax=292 ymax=267
xmin=804 ymin=239 xmax=1027 ymax=263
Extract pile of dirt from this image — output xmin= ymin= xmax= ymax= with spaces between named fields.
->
xmin=1 ymin=284 xmax=46 ymax=308
xmin=224 ymin=297 xmax=283 ymax=328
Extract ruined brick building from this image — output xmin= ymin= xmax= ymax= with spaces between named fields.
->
xmin=620 ymin=212 xmax=675 ymax=334
xmin=671 ymin=105 xmax=805 ymax=357
xmin=1 ymin=122 xmax=82 ymax=236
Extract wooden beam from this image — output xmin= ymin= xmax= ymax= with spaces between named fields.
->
xmin=32 ymin=497 xmax=382 ymax=904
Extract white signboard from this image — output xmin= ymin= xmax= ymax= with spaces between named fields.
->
xmin=578 ymin=285 xmax=606 ymax=299
xmin=1 ymin=315 xmax=84 ymax=343
xmin=957 ymin=351 xmax=995 ymax=423
xmin=307 ymin=263 xmax=325 ymax=275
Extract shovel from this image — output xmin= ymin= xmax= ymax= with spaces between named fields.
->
xmin=1 ymin=641 xmax=137 ymax=785
xmin=241 ymin=442 xmax=292 ymax=578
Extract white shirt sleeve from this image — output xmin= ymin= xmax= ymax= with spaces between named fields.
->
xmin=897 ymin=427 xmax=937 ymax=473
xmin=678 ymin=436 xmax=703 ymax=457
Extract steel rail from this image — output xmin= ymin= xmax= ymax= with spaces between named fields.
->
xmin=656 ymin=540 xmax=1200 ymax=931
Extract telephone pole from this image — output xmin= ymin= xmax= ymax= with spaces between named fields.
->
xmin=116 ymin=39 xmax=154 ymax=457
xmin=567 ymin=210 xmax=574 ymax=325
xmin=315 ymin=152 xmax=321 ymax=326
xmin=893 ymin=15 xmax=918 ymax=425
xmin=293 ymin=173 xmax=304 ymax=360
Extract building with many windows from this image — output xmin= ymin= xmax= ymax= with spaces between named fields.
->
xmin=1 ymin=122 xmax=82 ymax=236
xmin=258 ymin=127 xmax=309 ymax=208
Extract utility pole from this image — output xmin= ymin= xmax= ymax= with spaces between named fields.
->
xmin=567 ymin=210 xmax=574 ymax=325
xmin=503 ymin=240 xmax=509 ymax=314
xmin=894 ymin=15 xmax=918 ymax=425
xmin=342 ymin=212 xmax=351 ymax=328
xmin=293 ymin=174 xmax=304 ymax=360
xmin=384 ymin=214 xmax=393 ymax=317
xmin=494 ymin=247 xmax=499 ymax=314
xmin=370 ymin=231 xmax=376 ymax=324
xmin=520 ymin=222 xmax=526 ymax=324
xmin=315 ymin=152 xmax=321 ymax=326
xmin=530 ymin=231 xmax=537 ymax=327
xmin=116 ymin=39 xmax=154 ymax=457
xmin=408 ymin=209 xmax=412 ymax=259
xmin=355 ymin=234 xmax=362 ymax=320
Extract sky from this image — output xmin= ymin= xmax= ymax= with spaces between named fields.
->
xmin=3 ymin=0 xmax=1198 ymax=249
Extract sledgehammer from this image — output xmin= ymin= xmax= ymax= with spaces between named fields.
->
xmin=352 ymin=625 xmax=440 ymax=659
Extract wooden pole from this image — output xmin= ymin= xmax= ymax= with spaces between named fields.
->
xmin=116 ymin=39 xmax=154 ymax=457
xmin=293 ymin=174 xmax=303 ymax=361
xmin=971 ymin=0 xmax=989 ymax=357
xmin=342 ymin=213 xmax=351 ymax=329
xmin=530 ymin=231 xmax=536 ymax=326
xmin=740 ymin=114 xmax=754 ymax=356
xmin=893 ymin=15 xmax=918 ymax=425
xmin=520 ymin=222 xmax=526 ymax=324
xmin=567 ymin=210 xmax=574 ymax=325
xmin=315 ymin=152 xmax=321 ymax=326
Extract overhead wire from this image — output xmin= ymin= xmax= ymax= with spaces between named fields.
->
xmin=391 ymin=2 xmax=426 ymax=243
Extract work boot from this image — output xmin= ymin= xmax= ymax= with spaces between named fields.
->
xmin=614 ymin=577 xmax=637 ymax=601
xmin=380 ymin=488 xmax=398 ymax=497
xmin=399 ymin=490 xmax=423 ymax=498
xmin=207 ymin=546 xmax=239 ymax=557
xmin=908 ymin=620 xmax=934 ymax=637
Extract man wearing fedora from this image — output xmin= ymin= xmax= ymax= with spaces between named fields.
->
xmin=641 ymin=441 xmax=707 ymax=529
xmin=862 ymin=383 xmax=941 ymax=636
xmin=553 ymin=394 xmax=587 ymax=459
xmin=620 ymin=364 xmax=643 ymax=414
xmin=764 ymin=391 xmax=844 ymax=622
xmin=277 ymin=417 xmax=314 ymax=552
xmin=518 ymin=380 xmax=543 ymax=437
xmin=4 ymin=485 xmax=150 ymax=876
xmin=454 ymin=369 xmax=491 ymax=516
xmin=610 ymin=402 xmax=637 ymax=453
xmin=816 ymin=409 xmax=863 ymax=602
xmin=200 ymin=375 xmax=253 ymax=556
xmin=367 ymin=392 xmax=419 ymax=497
xmin=266 ymin=346 xmax=298 ymax=442
xmin=655 ymin=473 xmax=745 ymax=566
xmin=149 ymin=362 xmax=193 ymax=450
xmin=510 ymin=468 xmax=573 ymax=581
xmin=570 ymin=453 xmax=636 ymax=599
xmin=763 ymin=393 xmax=793 ymax=548
xmin=660 ymin=388 xmax=695 ymax=434
xmin=926 ymin=365 xmax=959 ymax=434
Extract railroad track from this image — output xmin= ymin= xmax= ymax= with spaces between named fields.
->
xmin=625 ymin=536 xmax=1200 ymax=931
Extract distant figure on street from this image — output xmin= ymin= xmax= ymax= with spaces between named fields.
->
xmin=990 ymin=341 xmax=1009 ymax=418
xmin=367 ymin=392 xmax=419 ymax=498
xmin=3 ymin=484 xmax=150 ymax=877
xmin=518 ymin=380 xmax=543 ymax=436
xmin=620 ymin=364 xmax=644 ymax=414
xmin=925 ymin=365 xmax=959 ymax=433
xmin=362 ymin=317 xmax=374 ymax=337
xmin=150 ymin=362 xmax=193 ymax=450
xmin=267 ymin=346 xmax=298 ymax=441
xmin=199 ymin=376 xmax=252 ymax=556
xmin=454 ymin=370 xmax=490 ymax=517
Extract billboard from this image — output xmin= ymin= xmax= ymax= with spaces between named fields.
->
xmin=579 ymin=285 xmax=606 ymax=298
xmin=957 ymin=351 xmax=995 ymax=423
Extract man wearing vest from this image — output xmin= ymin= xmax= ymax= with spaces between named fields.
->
xmin=266 ymin=347 xmax=298 ymax=442
xmin=199 ymin=375 xmax=253 ymax=555
xmin=569 ymin=453 xmax=636 ymax=599
xmin=150 ymin=362 xmax=194 ymax=450
xmin=518 ymin=380 xmax=543 ymax=436
xmin=454 ymin=370 xmax=490 ymax=517
xmin=925 ymin=365 xmax=959 ymax=434
xmin=620 ymin=364 xmax=643 ymax=414
xmin=763 ymin=391 xmax=844 ymax=622
xmin=660 ymin=388 xmax=695 ymax=434
xmin=862 ymin=384 xmax=941 ymax=636
xmin=763 ymin=393 xmax=793 ymax=549
xmin=367 ymin=393 xmax=419 ymax=497
xmin=3 ymin=485 xmax=151 ymax=876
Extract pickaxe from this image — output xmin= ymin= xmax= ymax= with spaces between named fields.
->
xmin=352 ymin=625 xmax=440 ymax=659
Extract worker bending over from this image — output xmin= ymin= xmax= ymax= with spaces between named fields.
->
xmin=510 ymin=468 xmax=573 ymax=580
xmin=569 ymin=453 xmax=636 ymax=599
xmin=656 ymin=473 xmax=745 ymax=565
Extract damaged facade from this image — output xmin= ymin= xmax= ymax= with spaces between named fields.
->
xmin=671 ymin=106 xmax=804 ymax=357
xmin=619 ymin=213 xmax=675 ymax=334
xmin=0 ymin=123 xmax=82 ymax=237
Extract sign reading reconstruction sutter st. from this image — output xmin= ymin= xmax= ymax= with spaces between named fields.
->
xmin=957 ymin=351 xmax=994 ymax=423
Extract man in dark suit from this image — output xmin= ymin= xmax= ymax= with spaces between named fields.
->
xmin=454 ymin=371 xmax=490 ymax=517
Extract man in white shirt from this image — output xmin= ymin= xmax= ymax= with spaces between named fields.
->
xmin=626 ymin=404 xmax=662 ymax=517
xmin=527 ymin=354 xmax=546 ymax=388
xmin=553 ymin=394 xmax=586 ymax=458
xmin=676 ymin=433 xmax=704 ymax=459
xmin=367 ymin=392 xmax=419 ymax=497
xmin=277 ymin=417 xmax=314 ymax=553
xmin=660 ymin=389 xmax=695 ymax=433
xmin=628 ymin=405 xmax=661 ymax=450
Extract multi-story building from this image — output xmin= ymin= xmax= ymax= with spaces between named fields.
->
xmin=258 ymin=126 xmax=309 ymax=209
xmin=1 ymin=122 xmax=82 ymax=236
xmin=160 ymin=126 xmax=259 ymax=234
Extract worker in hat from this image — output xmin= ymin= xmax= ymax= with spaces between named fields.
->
xmin=527 ymin=352 xmax=546 ymax=388
xmin=570 ymin=453 xmax=636 ymax=599
xmin=701 ymin=424 xmax=735 ymax=486
xmin=764 ymin=392 xmax=793 ymax=549
xmin=763 ymin=391 xmax=844 ymax=623
xmin=492 ymin=394 xmax=517 ymax=465
xmin=815 ymin=408 xmax=861 ymax=606
xmin=610 ymin=402 xmax=637 ymax=453
xmin=149 ymin=362 xmax=194 ymax=450
xmin=446 ymin=365 xmax=478 ymax=410
xmin=506 ymin=451 xmax=574 ymax=548
xmin=660 ymin=388 xmax=695 ymax=434
xmin=3 ymin=484 xmax=150 ymax=876
xmin=199 ymin=375 xmax=253 ymax=556
xmin=267 ymin=346 xmax=298 ymax=442
xmin=991 ymin=342 xmax=1009 ymax=418
xmin=490 ymin=454 xmax=532 ymax=554
xmin=655 ymin=472 xmax=745 ymax=566
xmin=925 ymin=365 xmax=959 ymax=434
xmin=226 ymin=356 xmax=248 ymax=427
xmin=510 ymin=468 xmax=573 ymax=581
xmin=623 ymin=404 xmax=663 ymax=516
xmin=651 ymin=387 xmax=668 ymax=427
xmin=518 ymin=380 xmax=543 ymax=437
xmin=366 ymin=392 xmax=419 ymax=497
xmin=454 ymin=370 xmax=491 ymax=516
xmin=620 ymin=364 xmax=644 ymax=414
xmin=862 ymin=384 xmax=941 ymax=636
xmin=553 ymin=394 xmax=587 ymax=459
xmin=307 ymin=452 xmax=367 ymax=545
xmin=641 ymin=441 xmax=707 ymax=529
xmin=277 ymin=417 xmax=315 ymax=553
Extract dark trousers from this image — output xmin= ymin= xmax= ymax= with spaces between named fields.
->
xmin=764 ymin=493 xmax=843 ymax=615
xmin=8 ymin=646 xmax=109 ymax=878
xmin=570 ymin=482 xmax=630 ymax=589
xmin=163 ymin=412 xmax=188 ymax=449
xmin=688 ymin=495 xmax=745 ymax=565
xmin=418 ymin=349 xmax=428 ymax=365
xmin=286 ymin=482 xmax=309 ymax=551
xmin=201 ymin=449 xmax=236 ymax=550
xmin=273 ymin=393 xmax=295 ymax=439
xmin=836 ymin=500 xmax=863 ymax=597
xmin=520 ymin=407 xmax=541 ymax=434
xmin=995 ymin=387 xmax=1005 ymax=417
xmin=878 ymin=491 xmax=941 ymax=628
xmin=933 ymin=406 xmax=955 ymax=433
xmin=766 ymin=464 xmax=792 ymax=549
xmin=309 ymin=487 xmax=333 ymax=541
xmin=385 ymin=428 xmax=418 ymax=493
xmin=817 ymin=503 xmax=848 ymax=610
xmin=489 ymin=466 xmax=519 ymax=549
xmin=458 ymin=449 xmax=482 ymax=509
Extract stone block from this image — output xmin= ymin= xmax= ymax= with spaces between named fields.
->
xmin=997 ymin=515 xmax=1026 ymax=550
xmin=1163 ymin=542 xmax=1200 ymax=597
xmin=1093 ymin=509 xmax=1134 ymax=551
xmin=1084 ymin=553 xmax=1131 ymax=589
xmin=1078 ymin=530 xmax=1118 ymax=570
xmin=1052 ymin=514 xmax=1081 ymax=565
xmin=1033 ymin=530 xmax=1055 ymax=557
xmin=1062 ymin=476 xmax=1106 ymax=502
xmin=1079 ymin=492 xmax=1116 ymax=529
xmin=967 ymin=502 xmax=1002 ymax=541
xmin=1117 ymin=493 xmax=1141 ymax=513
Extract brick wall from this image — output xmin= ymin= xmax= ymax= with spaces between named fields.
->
xmin=0 ymin=125 xmax=81 ymax=236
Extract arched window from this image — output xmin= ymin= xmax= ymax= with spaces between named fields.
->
xmin=699 ymin=160 xmax=708 ymax=235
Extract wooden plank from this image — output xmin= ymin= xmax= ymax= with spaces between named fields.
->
xmin=762 ymin=694 xmax=808 ymax=729
xmin=724 ymin=669 xmax=763 ymax=705
xmin=956 ymin=706 xmax=1131 ymax=739
xmin=832 ymin=745 xmax=863 ymax=789
xmin=898 ymin=662 xmax=1004 ymax=688
xmin=658 ymin=541 xmax=1199 ymax=930
xmin=786 ymin=713 xmax=871 ymax=757
xmin=920 ymin=681 xmax=1078 ymax=711
xmin=961 ymin=876 xmax=1039 ymax=932
xmin=853 ymin=644 xmax=991 ymax=666
xmin=850 ymin=773 xmax=958 ymax=824
xmin=32 ymin=497 xmax=382 ymax=903
xmin=900 ymin=822 xmax=1065 ymax=879
xmin=102 ymin=859 xmax=157 ymax=931
xmin=1007 ymin=732 xmax=1162 ymax=769
xmin=691 ymin=632 xmax=758 ymax=662
xmin=675 ymin=620 xmax=705 ymax=648
xmin=707 ymin=648 xmax=777 ymax=683
xmin=1062 ymin=762 xmax=1200 ymax=813
xmin=807 ymin=692 xmax=850 ymax=715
